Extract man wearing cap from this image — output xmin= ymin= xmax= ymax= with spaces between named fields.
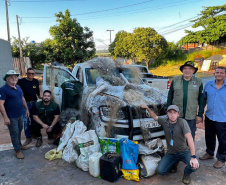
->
xmin=199 ymin=66 xmax=226 ymax=169
xmin=17 ymin=68 xmax=41 ymax=146
xmin=167 ymin=61 xmax=205 ymax=140
xmin=0 ymin=70 xmax=29 ymax=159
xmin=140 ymin=104 xmax=199 ymax=184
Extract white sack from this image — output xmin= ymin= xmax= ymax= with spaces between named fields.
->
xmin=57 ymin=122 xmax=75 ymax=152
xmin=62 ymin=121 xmax=87 ymax=163
xmin=76 ymin=130 xmax=100 ymax=171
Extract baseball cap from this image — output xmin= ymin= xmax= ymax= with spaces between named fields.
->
xmin=167 ymin=105 xmax=179 ymax=112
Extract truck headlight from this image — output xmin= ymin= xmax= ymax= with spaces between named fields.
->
xmin=100 ymin=106 xmax=125 ymax=120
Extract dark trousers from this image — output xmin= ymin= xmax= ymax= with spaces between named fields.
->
xmin=32 ymin=121 xmax=62 ymax=139
xmin=205 ymin=116 xmax=226 ymax=163
xmin=8 ymin=116 xmax=23 ymax=152
xmin=157 ymin=150 xmax=198 ymax=175
xmin=186 ymin=119 xmax=196 ymax=141
xmin=23 ymin=101 xmax=36 ymax=139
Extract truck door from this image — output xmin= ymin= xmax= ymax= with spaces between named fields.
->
xmin=42 ymin=65 xmax=76 ymax=107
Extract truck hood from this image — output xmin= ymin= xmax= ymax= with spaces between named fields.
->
xmin=86 ymin=77 xmax=167 ymax=112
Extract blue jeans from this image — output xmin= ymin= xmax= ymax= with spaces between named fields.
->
xmin=23 ymin=102 xmax=36 ymax=139
xmin=8 ymin=115 xmax=23 ymax=152
xmin=205 ymin=116 xmax=226 ymax=163
xmin=157 ymin=150 xmax=198 ymax=175
xmin=186 ymin=119 xmax=196 ymax=141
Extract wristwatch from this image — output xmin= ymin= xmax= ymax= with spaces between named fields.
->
xmin=191 ymin=155 xmax=196 ymax=159
xmin=50 ymin=126 xmax=53 ymax=129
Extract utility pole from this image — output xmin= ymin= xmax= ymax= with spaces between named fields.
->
xmin=106 ymin=30 xmax=114 ymax=44
xmin=16 ymin=15 xmax=25 ymax=76
xmin=5 ymin=0 xmax=10 ymax=41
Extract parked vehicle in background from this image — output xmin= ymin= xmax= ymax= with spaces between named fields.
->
xmin=42 ymin=58 xmax=167 ymax=141
xmin=122 ymin=65 xmax=170 ymax=95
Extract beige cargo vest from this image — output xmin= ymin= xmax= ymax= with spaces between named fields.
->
xmin=172 ymin=75 xmax=202 ymax=120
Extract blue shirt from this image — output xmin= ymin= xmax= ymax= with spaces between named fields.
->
xmin=204 ymin=80 xmax=226 ymax=122
xmin=0 ymin=84 xmax=24 ymax=118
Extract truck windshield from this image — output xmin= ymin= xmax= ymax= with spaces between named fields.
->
xmin=122 ymin=67 xmax=143 ymax=84
xmin=85 ymin=68 xmax=125 ymax=86
xmin=137 ymin=66 xmax=148 ymax=73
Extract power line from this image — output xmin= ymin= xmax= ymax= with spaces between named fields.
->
xmin=10 ymin=0 xmax=88 ymax=2
xmin=21 ymin=0 xmax=202 ymax=20
xmin=71 ymin=0 xmax=156 ymax=16
xmin=76 ymin=0 xmax=202 ymax=21
xmin=157 ymin=15 xmax=199 ymax=31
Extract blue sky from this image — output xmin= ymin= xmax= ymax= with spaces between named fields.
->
xmin=0 ymin=0 xmax=224 ymax=50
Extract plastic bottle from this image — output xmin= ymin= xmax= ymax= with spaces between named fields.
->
xmin=89 ymin=152 xmax=103 ymax=177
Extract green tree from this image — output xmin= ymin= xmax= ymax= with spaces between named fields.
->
xmin=179 ymin=5 xmax=226 ymax=45
xmin=11 ymin=37 xmax=45 ymax=68
xmin=131 ymin=27 xmax=168 ymax=68
xmin=110 ymin=28 xmax=168 ymax=68
xmin=11 ymin=36 xmax=28 ymax=57
xmin=49 ymin=9 xmax=96 ymax=65
xmin=109 ymin=31 xmax=132 ymax=59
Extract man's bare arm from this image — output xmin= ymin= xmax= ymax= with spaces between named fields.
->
xmin=0 ymin=100 xmax=10 ymax=125
xmin=185 ymin=132 xmax=199 ymax=169
xmin=140 ymin=104 xmax=158 ymax=121
xmin=33 ymin=115 xmax=49 ymax=130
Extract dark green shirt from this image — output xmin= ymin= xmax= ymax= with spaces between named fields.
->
xmin=61 ymin=80 xmax=83 ymax=111
xmin=183 ymin=79 xmax=189 ymax=117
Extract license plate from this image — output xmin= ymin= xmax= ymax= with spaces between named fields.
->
xmin=143 ymin=120 xmax=161 ymax=128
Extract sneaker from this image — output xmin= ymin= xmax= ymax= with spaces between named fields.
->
xmin=22 ymin=138 xmax=32 ymax=146
xmin=182 ymin=173 xmax=191 ymax=184
xmin=36 ymin=137 xmax=42 ymax=147
xmin=213 ymin=161 xmax=225 ymax=169
xmin=199 ymin=153 xmax=214 ymax=160
xmin=21 ymin=145 xmax=29 ymax=150
xmin=16 ymin=151 xmax=24 ymax=159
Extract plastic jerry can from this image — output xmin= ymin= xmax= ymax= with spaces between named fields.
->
xmin=89 ymin=152 xmax=103 ymax=177
xmin=100 ymin=152 xmax=122 ymax=182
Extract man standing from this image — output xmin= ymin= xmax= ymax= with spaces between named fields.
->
xmin=199 ymin=66 xmax=226 ymax=169
xmin=32 ymin=90 xmax=62 ymax=147
xmin=0 ymin=70 xmax=29 ymax=159
xmin=167 ymin=61 xmax=205 ymax=140
xmin=17 ymin=68 xmax=41 ymax=146
xmin=140 ymin=104 xmax=199 ymax=184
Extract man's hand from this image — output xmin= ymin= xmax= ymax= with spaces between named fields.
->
xmin=42 ymin=123 xmax=49 ymax=130
xmin=140 ymin=104 xmax=149 ymax=109
xmin=4 ymin=117 xmax=10 ymax=125
xmin=25 ymin=109 xmax=30 ymax=118
xmin=190 ymin=158 xmax=199 ymax=169
xmin=196 ymin=116 xmax=202 ymax=124
xmin=46 ymin=127 xmax=52 ymax=133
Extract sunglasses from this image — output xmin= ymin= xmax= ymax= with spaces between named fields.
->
xmin=27 ymin=73 xmax=35 ymax=75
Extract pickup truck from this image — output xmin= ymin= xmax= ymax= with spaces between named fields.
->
xmin=42 ymin=58 xmax=167 ymax=141
xmin=122 ymin=65 xmax=170 ymax=95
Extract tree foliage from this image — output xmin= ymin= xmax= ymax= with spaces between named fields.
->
xmin=179 ymin=5 xmax=226 ymax=45
xmin=109 ymin=27 xmax=167 ymax=68
xmin=49 ymin=9 xmax=96 ymax=65
xmin=11 ymin=37 xmax=45 ymax=68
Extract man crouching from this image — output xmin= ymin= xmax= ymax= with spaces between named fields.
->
xmin=140 ymin=104 xmax=199 ymax=184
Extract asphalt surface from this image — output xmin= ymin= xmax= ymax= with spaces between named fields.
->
xmin=1 ymin=76 xmax=226 ymax=185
